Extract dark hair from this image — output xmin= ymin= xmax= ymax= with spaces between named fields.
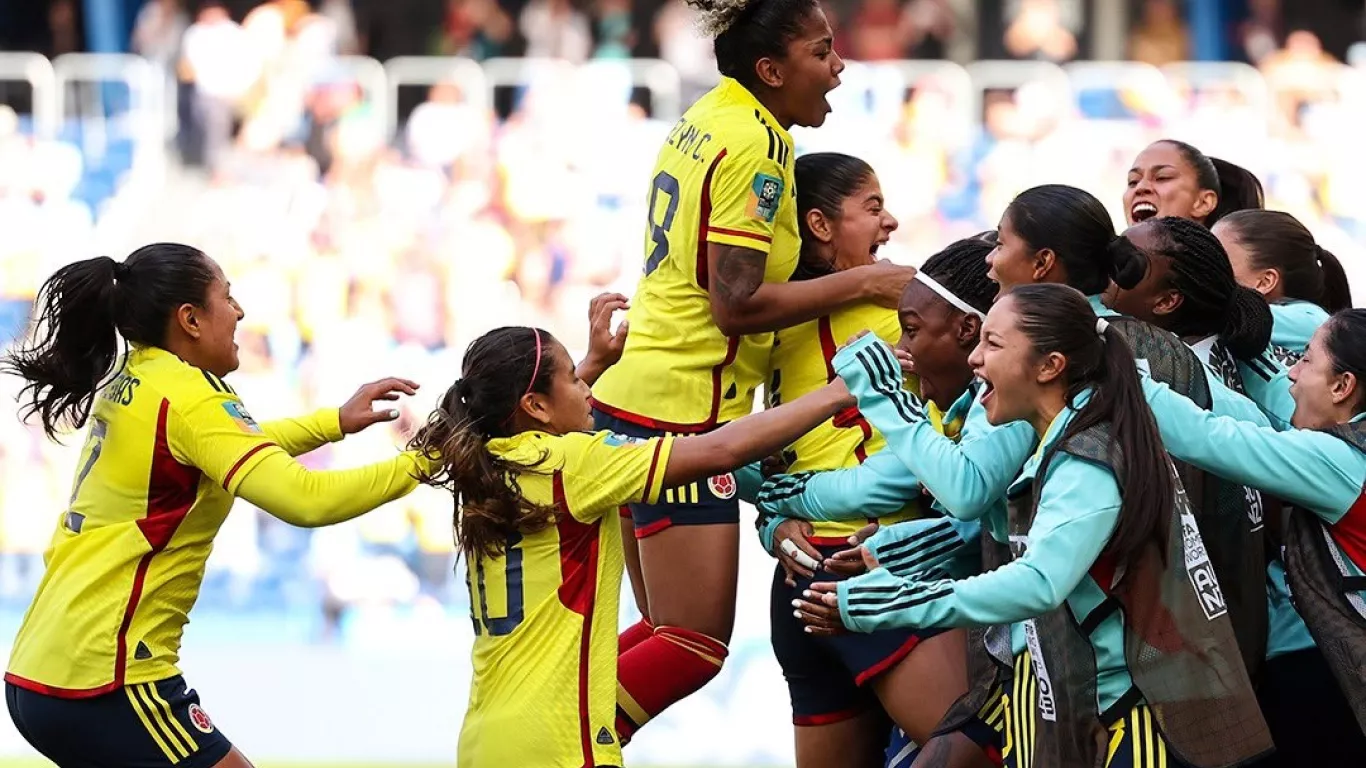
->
xmin=1156 ymin=139 xmax=1264 ymax=226
xmin=1004 ymin=185 xmax=1139 ymax=296
xmin=1132 ymin=216 xmax=1273 ymax=360
xmin=687 ymin=0 xmax=821 ymax=92
xmin=920 ymin=236 xmax=998 ymax=314
xmin=1 ymin=243 xmax=217 ymax=439
xmin=1008 ymin=283 xmax=1173 ymax=571
xmin=1324 ymin=309 xmax=1366 ymax=416
xmin=792 ymin=152 xmax=875 ymax=280
xmin=1218 ymin=209 xmax=1353 ymax=313
xmin=408 ymin=327 xmax=560 ymax=560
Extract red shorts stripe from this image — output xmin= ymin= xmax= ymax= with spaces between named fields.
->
xmin=855 ymin=633 xmax=924 ymax=686
xmin=793 ymin=705 xmax=868 ymax=727
xmin=635 ymin=517 xmax=673 ymax=539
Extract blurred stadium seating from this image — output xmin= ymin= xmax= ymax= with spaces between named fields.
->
xmin=2 ymin=47 xmax=1366 ymax=764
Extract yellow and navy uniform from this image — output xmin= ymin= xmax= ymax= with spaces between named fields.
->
xmin=766 ymin=302 xmax=915 ymax=541
xmin=5 ymin=345 xmax=420 ymax=768
xmin=592 ymin=76 xmax=799 ymax=433
xmin=458 ymin=430 xmax=674 ymax=768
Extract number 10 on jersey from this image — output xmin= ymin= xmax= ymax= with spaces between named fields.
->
xmin=644 ymin=171 xmax=680 ymax=276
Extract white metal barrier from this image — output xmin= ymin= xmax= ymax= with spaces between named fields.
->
xmin=52 ymin=53 xmax=162 ymax=162
xmin=479 ymin=57 xmax=683 ymax=122
xmin=965 ymin=59 xmax=1073 ymax=127
xmin=0 ymin=53 xmax=57 ymax=139
xmin=382 ymin=56 xmax=489 ymax=139
xmin=1063 ymin=61 xmax=1176 ymax=122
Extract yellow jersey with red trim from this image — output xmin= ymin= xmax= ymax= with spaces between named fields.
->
xmin=6 ymin=346 xmax=336 ymax=697
xmin=592 ymin=77 xmax=799 ymax=432
xmin=767 ymin=303 xmax=924 ymax=539
xmin=458 ymin=430 xmax=674 ymax=768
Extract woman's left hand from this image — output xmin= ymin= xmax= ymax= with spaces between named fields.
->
xmin=793 ymin=582 xmax=847 ymax=636
xmin=339 ymin=378 xmax=420 ymax=434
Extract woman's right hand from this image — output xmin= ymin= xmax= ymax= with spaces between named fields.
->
xmin=774 ymin=518 xmax=822 ymax=587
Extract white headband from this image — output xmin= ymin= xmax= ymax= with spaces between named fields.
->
xmin=915 ymin=272 xmax=986 ymax=319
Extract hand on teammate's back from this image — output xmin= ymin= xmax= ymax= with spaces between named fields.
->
xmin=858 ymin=260 xmax=917 ymax=309
xmin=338 ymin=378 xmax=421 ymax=435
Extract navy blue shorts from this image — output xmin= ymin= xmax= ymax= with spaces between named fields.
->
xmin=7 ymin=676 xmax=233 ymax=768
xmin=770 ymin=544 xmax=942 ymax=724
xmin=592 ymin=409 xmax=740 ymax=536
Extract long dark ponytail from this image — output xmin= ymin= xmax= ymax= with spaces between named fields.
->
xmin=1218 ymin=209 xmax=1353 ymax=313
xmin=1009 ymin=284 xmax=1173 ymax=570
xmin=408 ymin=326 xmax=560 ymax=560
xmin=1 ymin=243 xmax=217 ymax=439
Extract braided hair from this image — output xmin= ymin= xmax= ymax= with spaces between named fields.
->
xmin=921 ymin=236 xmax=998 ymax=314
xmin=1137 ymin=216 xmax=1274 ymax=360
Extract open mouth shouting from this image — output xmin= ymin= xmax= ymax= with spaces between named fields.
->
xmin=1130 ymin=201 xmax=1158 ymax=222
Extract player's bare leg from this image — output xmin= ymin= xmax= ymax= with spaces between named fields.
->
xmin=871 ymin=630 xmax=994 ymax=768
xmin=794 ymin=709 xmax=886 ymax=768
xmin=638 ymin=522 xmax=739 ymax=641
xmin=620 ymin=512 xmax=649 ymax=619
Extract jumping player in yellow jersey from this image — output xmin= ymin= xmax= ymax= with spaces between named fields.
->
xmin=590 ymin=0 xmax=916 ymax=738
xmin=409 ymin=303 xmax=858 ymax=768
xmin=2 ymin=244 xmax=427 ymax=768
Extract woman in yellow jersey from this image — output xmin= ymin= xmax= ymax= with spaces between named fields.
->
xmin=2 ymin=243 xmax=427 ymax=768
xmin=408 ymin=319 xmax=856 ymax=768
xmin=591 ymin=0 xmax=917 ymax=737
xmin=756 ymin=152 xmax=1001 ymax=767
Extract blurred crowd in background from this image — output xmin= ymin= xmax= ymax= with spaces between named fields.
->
xmin=1 ymin=0 xmax=1366 ymax=645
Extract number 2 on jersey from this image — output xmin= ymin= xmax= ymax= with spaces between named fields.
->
xmin=470 ymin=531 xmax=525 ymax=636
xmin=644 ymin=171 xmax=680 ymax=276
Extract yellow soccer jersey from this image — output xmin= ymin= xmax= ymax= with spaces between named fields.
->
xmin=593 ymin=77 xmax=799 ymax=432
xmin=6 ymin=346 xmax=332 ymax=697
xmin=458 ymin=430 xmax=674 ymax=768
xmin=767 ymin=303 xmax=920 ymax=539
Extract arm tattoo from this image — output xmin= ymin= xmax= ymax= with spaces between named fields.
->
xmin=711 ymin=246 xmax=766 ymax=307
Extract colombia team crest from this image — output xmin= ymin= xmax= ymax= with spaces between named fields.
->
xmin=708 ymin=473 xmax=737 ymax=500
xmin=188 ymin=703 xmax=215 ymax=734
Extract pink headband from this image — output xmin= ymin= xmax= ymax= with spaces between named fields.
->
xmin=524 ymin=328 xmax=543 ymax=399
xmin=506 ymin=328 xmax=543 ymax=426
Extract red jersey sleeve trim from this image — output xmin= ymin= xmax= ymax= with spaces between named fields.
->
xmin=707 ymin=226 xmax=773 ymax=245
xmin=222 ymin=442 xmax=278 ymax=491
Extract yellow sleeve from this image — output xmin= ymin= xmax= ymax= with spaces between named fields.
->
xmin=560 ymin=431 xmax=675 ymax=520
xmin=168 ymin=389 xmax=284 ymax=495
xmin=706 ymin=138 xmax=786 ymax=255
xmin=233 ymin=450 xmax=422 ymax=528
xmin=262 ymin=408 xmax=344 ymax=456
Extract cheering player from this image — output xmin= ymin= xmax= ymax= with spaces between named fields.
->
xmin=590 ymin=0 xmax=915 ymax=740
xmin=410 ymin=319 xmax=857 ymax=768
xmin=3 ymin=244 xmax=427 ymax=768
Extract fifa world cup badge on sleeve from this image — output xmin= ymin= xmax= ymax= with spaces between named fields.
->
xmin=223 ymin=401 xmax=263 ymax=433
xmin=747 ymin=173 xmax=784 ymax=223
